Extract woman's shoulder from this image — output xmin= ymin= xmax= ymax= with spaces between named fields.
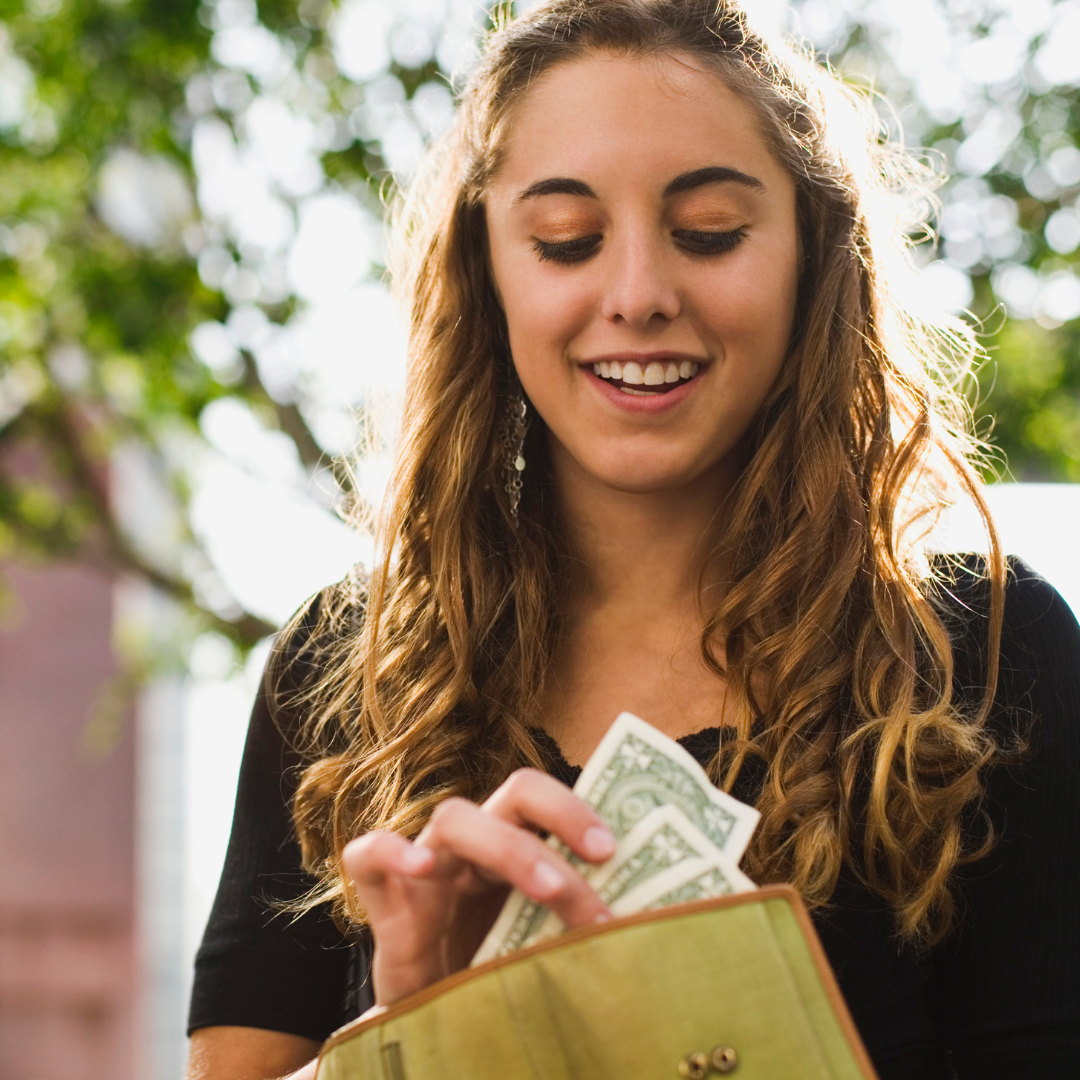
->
xmin=275 ymin=564 xmax=369 ymax=654
xmin=931 ymin=552 xmax=1080 ymax=761
xmin=264 ymin=565 xmax=370 ymax=729
xmin=930 ymin=552 xmax=1080 ymax=662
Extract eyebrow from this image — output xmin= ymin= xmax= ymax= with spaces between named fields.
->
xmin=515 ymin=177 xmax=595 ymax=201
xmin=663 ymin=166 xmax=764 ymax=197
xmin=514 ymin=166 xmax=765 ymax=203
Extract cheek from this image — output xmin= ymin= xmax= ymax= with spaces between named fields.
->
xmin=497 ymin=256 xmax=594 ymax=364
xmin=695 ymin=238 xmax=799 ymax=366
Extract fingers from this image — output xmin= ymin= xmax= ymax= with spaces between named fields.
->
xmin=342 ymin=831 xmax=457 ymax=1005
xmin=484 ymin=769 xmax=617 ymax=865
xmin=343 ymin=769 xmax=618 ymax=940
xmin=418 ymin=797 xmax=611 ymax=930
xmin=343 ymin=830 xmax=436 ymax=888
xmin=342 ymin=831 xmax=440 ymax=927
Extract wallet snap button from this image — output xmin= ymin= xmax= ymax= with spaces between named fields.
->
xmin=677 ymin=1051 xmax=710 ymax=1079
xmin=677 ymin=1046 xmax=738 ymax=1077
xmin=710 ymin=1045 xmax=738 ymax=1073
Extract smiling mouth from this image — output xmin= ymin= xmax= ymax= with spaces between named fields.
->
xmin=588 ymin=358 xmax=702 ymax=395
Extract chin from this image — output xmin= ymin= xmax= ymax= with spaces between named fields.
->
xmin=589 ymin=462 xmax=708 ymax=496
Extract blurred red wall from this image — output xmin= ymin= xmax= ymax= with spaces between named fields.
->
xmin=0 ymin=560 xmax=136 ymax=1080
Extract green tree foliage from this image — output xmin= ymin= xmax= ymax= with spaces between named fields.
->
xmin=811 ymin=0 xmax=1080 ymax=478
xmin=0 ymin=0 xmax=273 ymax=643
xmin=979 ymin=318 xmax=1080 ymax=478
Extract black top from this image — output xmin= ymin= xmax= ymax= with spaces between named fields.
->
xmin=188 ymin=557 xmax=1080 ymax=1079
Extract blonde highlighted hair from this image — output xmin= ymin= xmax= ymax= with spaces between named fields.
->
xmin=274 ymin=0 xmax=1005 ymax=945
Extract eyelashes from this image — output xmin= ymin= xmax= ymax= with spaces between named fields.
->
xmin=532 ymin=234 xmax=604 ymax=263
xmin=532 ymin=227 xmax=746 ymax=264
xmin=673 ymin=228 xmax=746 ymax=256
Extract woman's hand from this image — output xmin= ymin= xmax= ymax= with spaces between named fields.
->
xmin=343 ymin=768 xmax=616 ymax=1007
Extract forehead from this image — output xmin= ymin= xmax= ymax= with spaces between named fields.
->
xmin=488 ymin=50 xmax=787 ymax=200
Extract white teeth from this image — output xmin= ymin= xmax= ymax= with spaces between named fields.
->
xmin=595 ymin=358 xmax=698 ymax=387
xmin=620 ymin=387 xmax=651 ymax=396
xmin=643 ymin=361 xmax=665 ymax=385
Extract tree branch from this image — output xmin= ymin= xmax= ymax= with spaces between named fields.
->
xmin=50 ymin=403 xmax=277 ymax=646
xmin=240 ymin=352 xmax=329 ymax=471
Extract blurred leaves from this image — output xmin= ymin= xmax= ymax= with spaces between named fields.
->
xmin=0 ymin=0 xmax=310 ymax=656
xmin=977 ymin=317 xmax=1080 ymax=478
xmin=806 ymin=0 xmax=1080 ymax=477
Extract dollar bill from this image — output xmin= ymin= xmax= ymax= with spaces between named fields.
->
xmin=571 ymin=713 xmax=759 ymax=859
xmin=471 ymin=713 xmax=760 ymax=965
xmin=472 ymin=713 xmax=759 ymax=962
xmin=635 ymin=859 xmax=756 ymax=911
xmin=590 ymin=806 xmax=721 ymax=907
xmin=519 ymin=805 xmax=731 ymax=948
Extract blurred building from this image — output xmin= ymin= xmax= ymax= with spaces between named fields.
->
xmin=0 ymin=560 xmax=137 ymax=1080
xmin=0 ymin=557 xmax=190 ymax=1080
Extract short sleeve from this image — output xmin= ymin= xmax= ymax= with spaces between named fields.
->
xmin=931 ymin=559 xmax=1080 ymax=1076
xmin=187 ymin=592 xmax=373 ymax=1041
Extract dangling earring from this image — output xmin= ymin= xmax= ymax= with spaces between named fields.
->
xmin=500 ymin=391 xmax=528 ymax=522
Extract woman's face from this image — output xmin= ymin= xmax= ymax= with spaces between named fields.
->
xmin=485 ymin=51 xmax=800 ymax=497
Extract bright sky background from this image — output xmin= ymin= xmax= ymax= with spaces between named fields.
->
xmin=168 ymin=0 xmax=1080 ymax=1011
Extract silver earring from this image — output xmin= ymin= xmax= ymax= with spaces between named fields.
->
xmin=500 ymin=392 xmax=528 ymax=522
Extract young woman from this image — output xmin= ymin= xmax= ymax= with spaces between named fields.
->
xmin=185 ymin=2 xmax=1080 ymax=1078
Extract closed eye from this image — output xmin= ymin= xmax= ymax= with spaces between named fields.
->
xmin=532 ymin=235 xmax=603 ymax=263
xmin=673 ymin=228 xmax=746 ymax=255
xmin=532 ymin=227 xmax=746 ymax=264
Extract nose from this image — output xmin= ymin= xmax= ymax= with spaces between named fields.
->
xmin=599 ymin=229 xmax=681 ymax=331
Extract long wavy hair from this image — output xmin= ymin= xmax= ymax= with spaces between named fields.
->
xmin=274 ymin=0 xmax=1006 ymax=946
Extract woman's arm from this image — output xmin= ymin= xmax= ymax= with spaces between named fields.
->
xmin=188 ymin=592 xmax=363 ymax=1056
xmin=187 ymin=676 xmax=359 ymax=1039
xmin=185 ymin=1026 xmax=320 ymax=1080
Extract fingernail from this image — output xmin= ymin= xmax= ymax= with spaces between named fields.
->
xmin=594 ymin=910 xmax=613 ymax=924
xmin=583 ymin=825 xmax=616 ymax=861
xmin=401 ymin=846 xmax=433 ymax=873
xmin=530 ymin=861 xmax=565 ymax=898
